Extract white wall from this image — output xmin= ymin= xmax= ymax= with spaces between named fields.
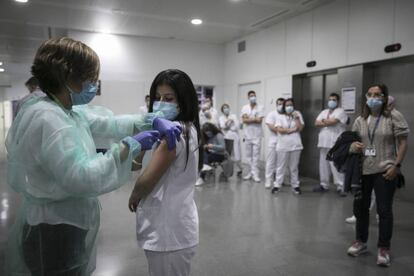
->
xmin=70 ymin=31 xmax=225 ymax=114
xmin=223 ymin=0 xmax=414 ymax=163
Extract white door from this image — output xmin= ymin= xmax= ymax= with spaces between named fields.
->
xmin=237 ymin=81 xmax=264 ymax=165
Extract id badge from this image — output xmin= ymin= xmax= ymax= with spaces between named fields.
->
xmin=364 ymin=147 xmax=376 ymax=157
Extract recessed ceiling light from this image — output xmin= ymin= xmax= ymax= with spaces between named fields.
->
xmin=0 ymin=62 xmax=3 ymax=66
xmin=0 ymin=68 xmax=5 ymax=73
xmin=191 ymin=18 xmax=203 ymax=25
xmin=15 ymin=0 xmax=29 ymax=3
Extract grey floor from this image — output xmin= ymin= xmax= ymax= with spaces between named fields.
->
xmin=1 ymin=130 xmax=414 ymax=275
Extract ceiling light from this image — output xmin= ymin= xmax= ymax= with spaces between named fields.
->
xmin=15 ymin=0 xmax=29 ymax=3
xmin=0 ymin=62 xmax=3 ymax=66
xmin=101 ymin=29 xmax=111 ymax=34
xmin=191 ymin=18 xmax=203 ymax=25
xmin=0 ymin=68 xmax=5 ymax=73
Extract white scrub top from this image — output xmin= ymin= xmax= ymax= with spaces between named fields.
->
xmin=136 ymin=125 xmax=199 ymax=252
xmin=241 ymin=104 xmax=264 ymax=140
xmin=275 ymin=111 xmax=305 ymax=152
xmin=265 ymin=110 xmax=282 ymax=143
xmin=219 ymin=114 xmax=240 ymax=141
xmin=316 ymin=107 xmax=348 ymax=148
xmin=199 ymin=107 xmax=219 ymax=126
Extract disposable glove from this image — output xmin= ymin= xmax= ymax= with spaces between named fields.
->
xmin=152 ymin=117 xmax=182 ymax=150
xmin=132 ymin=130 xmax=161 ymax=151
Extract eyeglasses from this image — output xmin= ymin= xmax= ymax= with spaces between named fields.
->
xmin=365 ymin=93 xmax=384 ymax=99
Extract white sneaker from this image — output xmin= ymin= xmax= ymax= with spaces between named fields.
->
xmin=377 ymin=247 xmax=391 ymax=267
xmin=195 ymin=178 xmax=205 ymax=186
xmin=201 ymin=164 xmax=213 ymax=172
xmin=345 ymin=215 xmax=356 ymax=224
xmin=347 ymin=241 xmax=368 ymax=257
xmin=243 ymin=173 xmax=252 ymax=180
xmin=252 ymin=175 xmax=261 ymax=183
xmin=265 ymin=179 xmax=272 ymax=188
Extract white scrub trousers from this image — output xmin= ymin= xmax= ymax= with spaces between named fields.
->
xmin=245 ymin=138 xmax=261 ymax=178
xmin=144 ymin=246 xmax=196 ymax=276
xmin=274 ymin=150 xmax=301 ymax=188
xmin=319 ymin=148 xmax=344 ymax=190
xmin=265 ymin=140 xmax=277 ymax=181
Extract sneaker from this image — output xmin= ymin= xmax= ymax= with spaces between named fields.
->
xmin=313 ymin=185 xmax=329 ymax=193
xmin=338 ymin=190 xmax=347 ymax=197
xmin=345 ymin=215 xmax=356 ymax=224
xmin=252 ymin=175 xmax=261 ymax=183
xmin=347 ymin=241 xmax=367 ymax=257
xmin=195 ymin=177 xmax=205 ymax=186
xmin=201 ymin=164 xmax=213 ymax=172
xmin=377 ymin=247 xmax=391 ymax=267
xmin=265 ymin=179 xmax=272 ymax=188
xmin=271 ymin=187 xmax=280 ymax=194
xmin=237 ymin=170 xmax=243 ymax=177
xmin=243 ymin=173 xmax=252 ymax=180
xmin=293 ymin=187 xmax=302 ymax=195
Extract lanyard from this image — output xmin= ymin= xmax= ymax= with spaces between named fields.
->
xmin=367 ymin=116 xmax=381 ymax=145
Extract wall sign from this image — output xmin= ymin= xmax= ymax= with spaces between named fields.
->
xmin=341 ymin=87 xmax=356 ymax=114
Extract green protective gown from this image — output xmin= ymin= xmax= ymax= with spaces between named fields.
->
xmin=5 ymin=96 xmax=155 ymax=275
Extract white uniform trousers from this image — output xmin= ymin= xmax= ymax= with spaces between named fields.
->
xmin=265 ymin=139 xmax=277 ymax=181
xmin=245 ymin=138 xmax=261 ymax=177
xmin=319 ymin=147 xmax=344 ymax=190
xmin=274 ymin=150 xmax=301 ymax=188
xmin=232 ymin=137 xmax=243 ymax=171
xmin=144 ymin=246 xmax=196 ymax=276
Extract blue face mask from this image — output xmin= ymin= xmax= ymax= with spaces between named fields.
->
xmin=153 ymin=101 xmax=179 ymax=120
xmin=223 ymin=108 xmax=230 ymax=115
xmin=205 ymin=131 xmax=214 ymax=138
xmin=366 ymin=98 xmax=383 ymax=111
xmin=67 ymin=81 xmax=98 ymax=105
xmin=285 ymin=106 xmax=294 ymax=114
xmin=249 ymin=96 xmax=256 ymax=104
xmin=328 ymin=100 xmax=337 ymax=109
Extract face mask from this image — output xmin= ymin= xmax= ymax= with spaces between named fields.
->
xmin=366 ymin=98 xmax=383 ymax=111
xmin=205 ymin=131 xmax=214 ymax=138
xmin=285 ymin=106 xmax=294 ymax=114
xmin=203 ymin=102 xmax=211 ymax=109
xmin=223 ymin=108 xmax=230 ymax=115
xmin=277 ymin=105 xmax=283 ymax=113
xmin=328 ymin=100 xmax=337 ymax=109
xmin=153 ymin=101 xmax=179 ymax=120
xmin=67 ymin=81 xmax=98 ymax=105
xmin=249 ymin=96 xmax=256 ymax=104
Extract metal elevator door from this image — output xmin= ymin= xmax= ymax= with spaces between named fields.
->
xmin=364 ymin=57 xmax=414 ymax=201
xmin=293 ymin=72 xmax=339 ymax=180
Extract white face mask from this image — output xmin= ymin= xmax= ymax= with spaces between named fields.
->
xmin=285 ymin=106 xmax=294 ymax=114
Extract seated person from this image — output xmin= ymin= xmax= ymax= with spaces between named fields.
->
xmin=196 ymin=122 xmax=226 ymax=186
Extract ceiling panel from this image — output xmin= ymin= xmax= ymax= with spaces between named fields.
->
xmin=0 ymin=0 xmax=334 ymax=64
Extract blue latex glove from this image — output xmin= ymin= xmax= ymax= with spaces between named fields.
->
xmin=152 ymin=117 xmax=182 ymax=150
xmin=132 ymin=130 xmax=161 ymax=151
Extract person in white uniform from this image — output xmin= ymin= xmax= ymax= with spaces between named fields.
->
xmin=219 ymin=103 xmax=243 ymax=177
xmin=313 ymin=92 xmax=348 ymax=195
xmin=128 ymin=69 xmax=201 ymax=276
xmin=241 ymin=90 xmax=264 ymax=183
xmin=199 ymin=97 xmax=219 ymax=126
xmin=264 ymin=98 xmax=285 ymax=188
xmin=138 ymin=94 xmax=150 ymax=114
xmin=272 ymin=98 xmax=304 ymax=195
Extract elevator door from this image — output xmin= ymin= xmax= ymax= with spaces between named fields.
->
xmin=294 ymin=72 xmax=339 ymax=180
xmin=365 ymin=59 xmax=414 ymax=201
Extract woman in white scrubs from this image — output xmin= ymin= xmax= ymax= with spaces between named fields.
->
xmin=128 ymin=69 xmax=202 ymax=276
xmin=272 ymin=98 xmax=304 ymax=195
xmin=219 ymin=103 xmax=243 ymax=177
